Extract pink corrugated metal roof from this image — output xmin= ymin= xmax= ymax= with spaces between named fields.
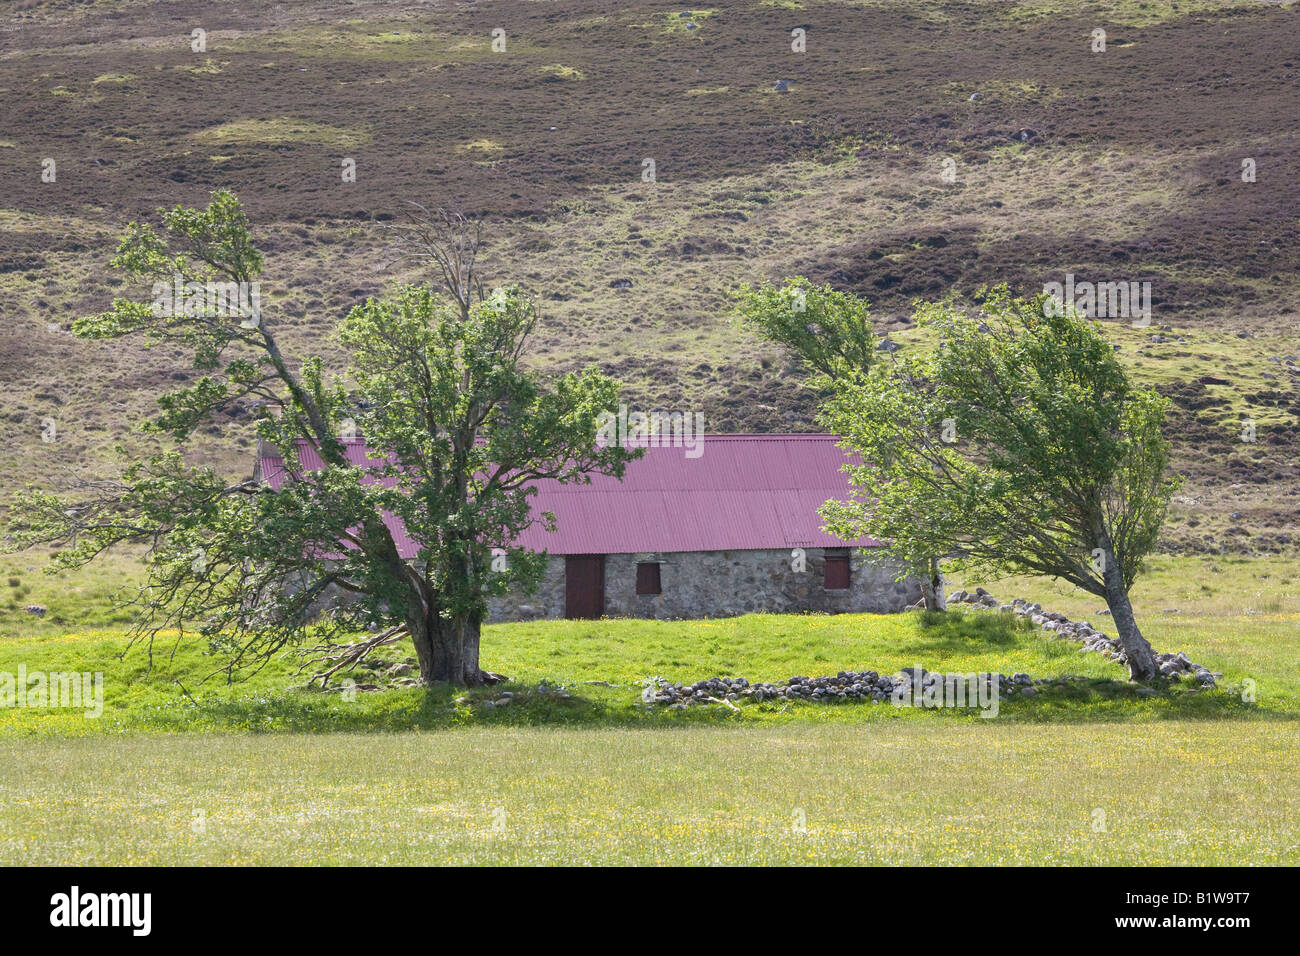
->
xmin=259 ymin=434 xmax=881 ymax=557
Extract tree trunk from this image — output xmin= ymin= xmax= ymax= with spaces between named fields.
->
xmin=407 ymin=607 xmax=488 ymax=687
xmin=1098 ymin=545 xmax=1157 ymax=681
xmin=919 ymin=556 xmax=946 ymax=611
xmin=919 ymin=578 xmax=939 ymax=611
xmin=929 ymin=556 xmax=946 ymax=611
xmin=460 ymin=615 xmax=484 ymax=684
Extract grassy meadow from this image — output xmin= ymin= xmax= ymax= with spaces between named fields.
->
xmin=1 ymin=553 xmax=1297 ymax=736
xmin=5 ymin=722 xmax=1296 ymax=866
xmin=0 ymin=552 xmax=1296 ymax=864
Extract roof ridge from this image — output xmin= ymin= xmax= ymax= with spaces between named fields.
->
xmin=260 ymin=433 xmax=845 ymax=458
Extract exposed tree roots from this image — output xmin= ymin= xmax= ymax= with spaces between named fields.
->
xmin=298 ymin=625 xmax=509 ymax=688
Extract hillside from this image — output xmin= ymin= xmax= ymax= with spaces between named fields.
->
xmin=1 ymin=0 xmax=1297 ymax=554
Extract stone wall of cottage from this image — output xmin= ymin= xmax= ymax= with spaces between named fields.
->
xmin=487 ymin=548 xmax=922 ymax=622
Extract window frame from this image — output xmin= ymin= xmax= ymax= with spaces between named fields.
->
xmin=823 ymin=552 xmax=851 ymax=591
xmin=635 ymin=561 xmax=662 ymax=596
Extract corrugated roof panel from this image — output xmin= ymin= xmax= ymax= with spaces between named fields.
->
xmin=260 ymin=434 xmax=883 ymax=557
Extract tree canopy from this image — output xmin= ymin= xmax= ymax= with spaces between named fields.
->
xmin=739 ymin=280 xmax=1178 ymax=679
xmin=5 ymin=191 xmax=635 ymax=685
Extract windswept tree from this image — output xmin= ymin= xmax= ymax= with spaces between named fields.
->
xmin=735 ymin=277 xmax=946 ymax=611
xmin=818 ymin=287 xmax=1178 ymax=681
xmin=739 ymin=279 xmax=1178 ymax=680
xmin=733 ymin=276 xmax=879 ymax=380
xmin=4 ymin=191 xmax=635 ymax=686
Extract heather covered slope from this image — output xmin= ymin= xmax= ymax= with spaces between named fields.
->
xmin=1 ymin=0 xmax=1296 ymax=553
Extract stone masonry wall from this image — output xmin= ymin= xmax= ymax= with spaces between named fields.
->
xmin=487 ymin=548 xmax=922 ymax=622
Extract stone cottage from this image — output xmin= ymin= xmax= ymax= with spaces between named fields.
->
xmin=257 ymin=434 xmax=921 ymax=621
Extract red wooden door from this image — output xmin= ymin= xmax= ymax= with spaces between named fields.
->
xmin=565 ymin=555 xmax=605 ymax=619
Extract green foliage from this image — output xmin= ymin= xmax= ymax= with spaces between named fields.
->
xmin=4 ymin=192 xmax=635 ymax=680
xmin=75 ymin=190 xmax=265 ymax=381
xmin=335 ymin=282 xmax=635 ymax=619
xmin=819 ymin=288 xmax=1180 ymax=596
xmin=732 ymin=276 xmax=877 ymax=381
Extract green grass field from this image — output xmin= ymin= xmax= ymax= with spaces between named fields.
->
xmin=5 ymin=723 xmax=1296 ymax=866
xmin=0 ymin=554 xmax=1296 ymax=864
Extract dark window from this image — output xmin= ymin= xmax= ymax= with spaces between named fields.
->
xmin=824 ymin=553 xmax=850 ymax=591
xmin=636 ymin=562 xmax=662 ymax=595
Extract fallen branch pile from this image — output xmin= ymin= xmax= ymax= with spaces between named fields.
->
xmin=297 ymin=624 xmax=409 ymax=686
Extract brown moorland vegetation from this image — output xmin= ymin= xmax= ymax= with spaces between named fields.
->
xmin=0 ymin=0 xmax=1296 ymax=554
